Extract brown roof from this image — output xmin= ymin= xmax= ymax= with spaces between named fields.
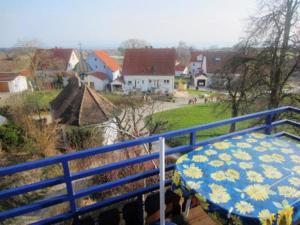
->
xmin=122 ymin=48 xmax=176 ymax=76
xmin=191 ymin=51 xmax=234 ymax=74
xmin=175 ymin=64 xmax=186 ymax=71
xmin=50 ymin=76 xmax=117 ymax=126
xmin=0 ymin=60 xmax=19 ymax=72
xmin=94 ymin=51 xmax=120 ymax=72
xmin=35 ymin=48 xmax=74 ymax=71
xmin=89 ymin=71 xmax=108 ymax=80
xmin=0 ymin=72 xmax=19 ymax=82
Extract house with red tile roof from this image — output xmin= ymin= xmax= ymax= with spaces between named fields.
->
xmin=86 ymin=50 xmax=121 ymax=81
xmin=35 ymin=48 xmax=79 ymax=72
xmin=83 ymin=71 xmax=110 ymax=91
xmin=122 ymin=48 xmax=176 ymax=94
xmin=175 ymin=63 xmax=188 ymax=77
xmin=0 ymin=72 xmax=28 ymax=92
xmin=188 ymin=50 xmax=234 ymax=87
xmin=34 ymin=48 xmax=79 ymax=89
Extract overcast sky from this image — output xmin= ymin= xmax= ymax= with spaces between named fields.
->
xmin=0 ymin=0 xmax=257 ymax=49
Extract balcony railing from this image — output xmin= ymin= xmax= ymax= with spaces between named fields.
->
xmin=1 ymin=106 xmax=300 ymax=225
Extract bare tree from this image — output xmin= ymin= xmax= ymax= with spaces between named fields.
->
xmin=220 ymin=44 xmax=265 ymax=132
xmin=176 ymin=41 xmax=191 ymax=66
xmin=246 ymin=0 xmax=300 ymax=109
xmin=118 ymin=38 xmax=150 ymax=55
xmin=112 ymin=95 xmax=168 ymax=154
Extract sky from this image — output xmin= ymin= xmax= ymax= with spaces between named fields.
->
xmin=0 ymin=0 xmax=257 ymax=49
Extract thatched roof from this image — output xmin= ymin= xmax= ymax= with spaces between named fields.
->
xmin=50 ymin=76 xmax=117 ymax=126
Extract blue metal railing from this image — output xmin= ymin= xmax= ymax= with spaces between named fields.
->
xmin=1 ymin=106 xmax=300 ymax=224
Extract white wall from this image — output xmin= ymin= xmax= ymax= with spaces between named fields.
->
xmin=86 ymin=53 xmax=120 ymax=81
xmin=67 ymin=51 xmax=79 ymax=72
xmin=124 ymin=75 xmax=174 ymax=94
xmin=84 ymin=75 xmax=109 ymax=91
xmin=189 ymin=55 xmax=207 ymax=75
xmin=8 ymin=76 xmax=28 ymax=92
xmin=194 ymin=75 xmax=209 ymax=87
xmin=101 ymin=120 xmax=118 ymax=145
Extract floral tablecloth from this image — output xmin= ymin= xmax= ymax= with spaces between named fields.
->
xmin=172 ymin=132 xmax=300 ymax=225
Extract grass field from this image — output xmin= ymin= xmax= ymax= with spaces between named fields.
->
xmin=19 ymin=89 xmax=61 ymax=111
xmin=187 ymin=89 xmax=224 ymax=97
xmin=153 ymin=103 xmax=252 ymax=146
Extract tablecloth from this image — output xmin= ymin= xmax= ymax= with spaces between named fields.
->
xmin=172 ymin=132 xmax=300 ymax=225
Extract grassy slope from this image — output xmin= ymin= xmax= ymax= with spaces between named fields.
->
xmin=153 ymin=103 xmax=250 ymax=146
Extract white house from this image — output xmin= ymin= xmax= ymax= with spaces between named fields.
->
xmin=189 ymin=52 xmax=207 ymax=75
xmin=188 ymin=51 xmax=234 ymax=87
xmin=84 ymin=72 xmax=109 ymax=91
xmin=122 ymin=48 xmax=176 ymax=94
xmin=175 ymin=64 xmax=188 ymax=77
xmin=86 ymin=51 xmax=121 ymax=81
xmin=0 ymin=73 xmax=28 ymax=93
xmin=194 ymin=74 xmax=210 ymax=88
xmin=34 ymin=48 xmax=79 ymax=88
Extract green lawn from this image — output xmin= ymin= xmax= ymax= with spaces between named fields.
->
xmin=22 ymin=90 xmax=61 ymax=111
xmin=153 ymin=103 xmax=252 ymax=146
xmin=187 ymin=89 xmax=224 ymax=97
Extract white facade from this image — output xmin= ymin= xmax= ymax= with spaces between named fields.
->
xmin=66 ymin=51 xmax=80 ymax=71
xmin=194 ymin=74 xmax=210 ymax=87
xmin=189 ymin=54 xmax=207 ymax=75
xmin=86 ymin=53 xmax=120 ymax=81
xmin=124 ymin=75 xmax=174 ymax=94
xmin=1 ymin=76 xmax=28 ymax=93
xmin=84 ymin=75 xmax=109 ymax=91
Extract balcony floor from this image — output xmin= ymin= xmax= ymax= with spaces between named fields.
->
xmin=188 ymin=206 xmax=216 ymax=225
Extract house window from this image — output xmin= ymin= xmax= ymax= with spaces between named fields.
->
xmin=149 ymin=80 xmax=152 ymax=83
xmin=104 ymin=65 xmax=106 ymax=69
xmin=193 ymin=63 xmax=195 ymax=66
xmin=90 ymin=82 xmax=95 ymax=88
xmin=94 ymin=58 xmax=97 ymax=61
xmin=164 ymin=80 xmax=169 ymax=84
xmin=95 ymin=65 xmax=98 ymax=69
xmin=142 ymin=80 xmax=144 ymax=84
xmin=215 ymin=57 xmax=221 ymax=61
xmin=128 ymin=81 xmax=132 ymax=85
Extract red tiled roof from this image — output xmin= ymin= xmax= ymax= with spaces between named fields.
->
xmin=191 ymin=51 xmax=234 ymax=74
xmin=0 ymin=72 xmax=19 ymax=82
xmin=175 ymin=64 xmax=186 ymax=71
xmin=122 ymin=48 xmax=176 ymax=76
xmin=35 ymin=48 xmax=74 ymax=70
xmin=89 ymin=71 xmax=108 ymax=80
xmin=94 ymin=51 xmax=120 ymax=72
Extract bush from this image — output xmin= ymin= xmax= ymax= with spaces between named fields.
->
xmin=0 ymin=122 xmax=24 ymax=151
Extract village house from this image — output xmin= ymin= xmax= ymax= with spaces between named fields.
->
xmin=189 ymin=50 xmax=234 ymax=88
xmin=122 ymin=48 xmax=176 ymax=94
xmin=83 ymin=71 xmax=110 ymax=91
xmin=34 ymin=48 xmax=79 ymax=88
xmin=86 ymin=50 xmax=121 ymax=81
xmin=175 ymin=64 xmax=188 ymax=77
xmin=0 ymin=72 xmax=28 ymax=93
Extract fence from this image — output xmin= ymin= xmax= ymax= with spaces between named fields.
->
xmin=0 ymin=106 xmax=300 ymax=225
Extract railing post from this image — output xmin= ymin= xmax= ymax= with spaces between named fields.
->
xmin=265 ymin=114 xmax=273 ymax=135
xmin=159 ymin=137 xmax=165 ymax=225
xmin=190 ymin=131 xmax=196 ymax=147
xmin=62 ymin=160 xmax=78 ymax=224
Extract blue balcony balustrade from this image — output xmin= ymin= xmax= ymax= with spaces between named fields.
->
xmin=0 ymin=106 xmax=300 ymax=225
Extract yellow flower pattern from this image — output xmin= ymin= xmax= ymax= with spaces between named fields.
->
xmin=212 ymin=141 xmax=231 ymax=150
xmin=172 ymin=132 xmax=300 ymax=225
xmin=244 ymin=184 xmax=270 ymax=201
xmin=183 ymin=164 xmax=203 ymax=179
